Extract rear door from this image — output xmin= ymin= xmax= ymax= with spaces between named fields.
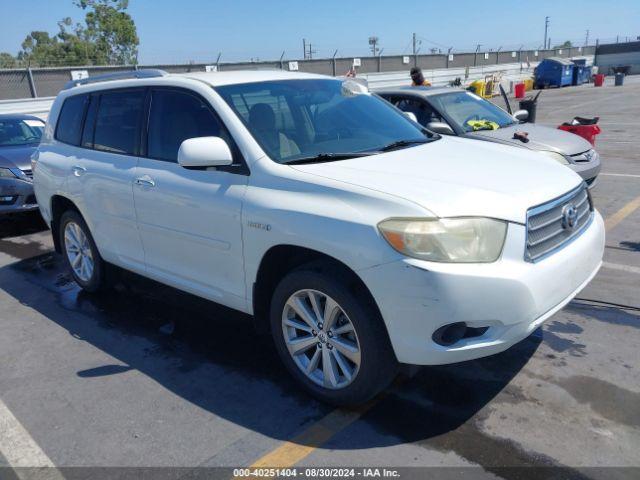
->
xmin=64 ymin=88 xmax=146 ymax=271
xmin=132 ymin=87 xmax=248 ymax=308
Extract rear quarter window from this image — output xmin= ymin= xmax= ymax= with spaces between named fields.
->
xmin=55 ymin=94 xmax=88 ymax=145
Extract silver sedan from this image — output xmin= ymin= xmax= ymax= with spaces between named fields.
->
xmin=0 ymin=114 xmax=44 ymax=214
xmin=378 ymin=87 xmax=601 ymax=188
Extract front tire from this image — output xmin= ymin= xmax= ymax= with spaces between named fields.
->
xmin=59 ymin=210 xmax=105 ymax=292
xmin=270 ymin=264 xmax=398 ymax=406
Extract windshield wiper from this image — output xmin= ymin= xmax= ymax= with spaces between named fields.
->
xmin=284 ymin=152 xmax=375 ymax=165
xmin=377 ymin=138 xmax=430 ymax=152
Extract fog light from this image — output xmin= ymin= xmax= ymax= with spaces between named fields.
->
xmin=432 ymin=322 xmax=467 ymax=346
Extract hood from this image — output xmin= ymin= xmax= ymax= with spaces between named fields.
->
xmin=0 ymin=145 xmax=37 ymax=170
xmin=291 ymin=136 xmax=582 ymax=224
xmin=468 ymin=123 xmax=593 ymax=155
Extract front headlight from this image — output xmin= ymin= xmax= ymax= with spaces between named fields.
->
xmin=0 ymin=168 xmax=18 ymax=178
xmin=540 ymin=150 xmax=570 ymax=165
xmin=378 ymin=217 xmax=507 ymax=263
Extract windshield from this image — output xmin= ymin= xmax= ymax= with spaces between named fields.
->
xmin=0 ymin=118 xmax=44 ymax=146
xmin=215 ymin=79 xmax=432 ymax=163
xmin=429 ymin=91 xmax=516 ymax=133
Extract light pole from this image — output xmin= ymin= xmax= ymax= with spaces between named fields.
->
xmin=544 ymin=16 xmax=550 ymax=51
xmin=368 ymin=36 xmax=380 ymax=56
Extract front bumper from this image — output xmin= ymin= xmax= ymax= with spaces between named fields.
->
xmin=358 ymin=211 xmax=605 ymax=365
xmin=0 ymin=178 xmax=38 ymax=214
xmin=570 ymin=157 xmax=601 ymax=189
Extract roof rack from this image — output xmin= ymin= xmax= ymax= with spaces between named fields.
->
xmin=63 ymin=69 xmax=169 ymax=90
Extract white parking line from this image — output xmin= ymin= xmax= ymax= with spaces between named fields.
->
xmin=602 ymin=262 xmax=640 ymax=275
xmin=601 ymin=173 xmax=640 ymax=178
xmin=0 ymin=398 xmax=64 ymax=478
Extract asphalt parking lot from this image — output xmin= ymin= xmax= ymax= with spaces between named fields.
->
xmin=0 ymin=77 xmax=639 ymax=479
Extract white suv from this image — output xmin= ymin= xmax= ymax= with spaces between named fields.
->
xmin=34 ymin=69 xmax=605 ymax=405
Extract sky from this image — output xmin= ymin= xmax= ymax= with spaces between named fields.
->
xmin=0 ymin=0 xmax=638 ymax=64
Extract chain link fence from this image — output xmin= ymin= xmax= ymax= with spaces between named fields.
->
xmin=0 ymin=45 xmax=596 ymax=101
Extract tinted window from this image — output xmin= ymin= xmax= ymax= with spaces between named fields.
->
xmin=94 ymin=90 xmax=145 ymax=155
xmin=0 ymin=118 xmax=44 ymax=146
xmin=147 ymin=89 xmax=231 ymax=162
xmin=393 ymin=98 xmax=444 ymax=126
xmin=55 ymin=94 xmax=87 ymax=145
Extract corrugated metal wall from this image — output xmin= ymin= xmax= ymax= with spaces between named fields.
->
xmin=595 ymin=41 xmax=640 ymax=74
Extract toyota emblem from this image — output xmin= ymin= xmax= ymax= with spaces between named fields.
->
xmin=561 ymin=204 xmax=579 ymax=230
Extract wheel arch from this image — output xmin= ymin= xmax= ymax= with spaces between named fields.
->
xmin=252 ymin=244 xmax=384 ymax=336
xmin=49 ymin=195 xmax=83 ymax=254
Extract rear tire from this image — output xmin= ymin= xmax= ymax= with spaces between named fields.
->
xmin=270 ymin=263 xmax=398 ymax=406
xmin=59 ymin=210 xmax=105 ymax=292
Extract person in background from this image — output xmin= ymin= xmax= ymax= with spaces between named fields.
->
xmin=410 ymin=67 xmax=432 ymax=87
xmin=345 ymin=67 xmax=357 ymax=78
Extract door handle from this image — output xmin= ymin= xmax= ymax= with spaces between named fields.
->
xmin=72 ymin=165 xmax=86 ymax=177
xmin=134 ymin=176 xmax=155 ymax=188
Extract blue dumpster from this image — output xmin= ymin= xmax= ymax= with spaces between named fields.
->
xmin=534 ymin=57 xmax=574 ymax=88
xmin=571 ymin=57 xmax=591 ymax=85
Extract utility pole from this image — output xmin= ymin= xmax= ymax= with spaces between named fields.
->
xmin=377 ymin=48 xmax=384 ymax=72
xmin=412 ymin=33 xmax=420 ymax=67
xmin=474 ymin=43 xmax=481 ymax=67
xmin=302 ymin=39 xmax=315 ymax=60
xmin=585 ymin=29 xmax=590 ymax=46
xmin=544 ymin=16 xmax=550 ymax=51
xmin=369 ymin=36 xmax=380 ymax=56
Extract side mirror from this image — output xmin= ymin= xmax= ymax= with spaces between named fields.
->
xmin=177 ymin=137 xmax=233 ymax=169
xmin=513 ymin=109 xmax=529 ymax=122
xmin=426 ymin=122 xmax=455 ymax=135
xmin=403 ymin=111 xmax=418 ymax=123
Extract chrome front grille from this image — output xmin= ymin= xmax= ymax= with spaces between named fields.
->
xmin=525 ymin=184 xmax=593 ymax=262
xmin=571 ymin=149 xmax=597 ymax=163
xmin=21 ymin=169 xmax=33 ymax=180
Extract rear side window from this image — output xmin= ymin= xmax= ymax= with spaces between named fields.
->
xmin=94 ymin=90 xmax=145 ymax=155
xmin=147 ymin=89 xmax=232 ymax=162
xmin=55 ymin=94 xmax=88 ymax=145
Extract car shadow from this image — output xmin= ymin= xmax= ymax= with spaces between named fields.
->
xmin=0 ymin=252 xmax=540 ymax=451
xmin=0 ymin=211 xmax=48 ymax=239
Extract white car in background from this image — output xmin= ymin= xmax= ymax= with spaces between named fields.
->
xmin=33 ymin=69 xmax=604 ymax=405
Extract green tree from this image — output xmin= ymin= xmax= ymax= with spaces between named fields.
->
xmin=76 ymin=0 xmax=139 ymax=65
xmin=0 ymin=52 xmax=18 ymax=68
xmin=553 ymin=40 xmax=573 ymax=49
xmin=18 ymin=0 xmax=138 ymax=67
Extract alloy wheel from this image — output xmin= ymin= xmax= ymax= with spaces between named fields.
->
xmin=282 ymin=289 xmax=361 ymax=389
xmin=64 ymin=221 xmax=94 ymax=283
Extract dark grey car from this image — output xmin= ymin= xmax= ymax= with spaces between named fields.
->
xmin=378 ymin=87 xmax=601 ymax=188
xmin=0 ymin=114 xmax=45 ymax=214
